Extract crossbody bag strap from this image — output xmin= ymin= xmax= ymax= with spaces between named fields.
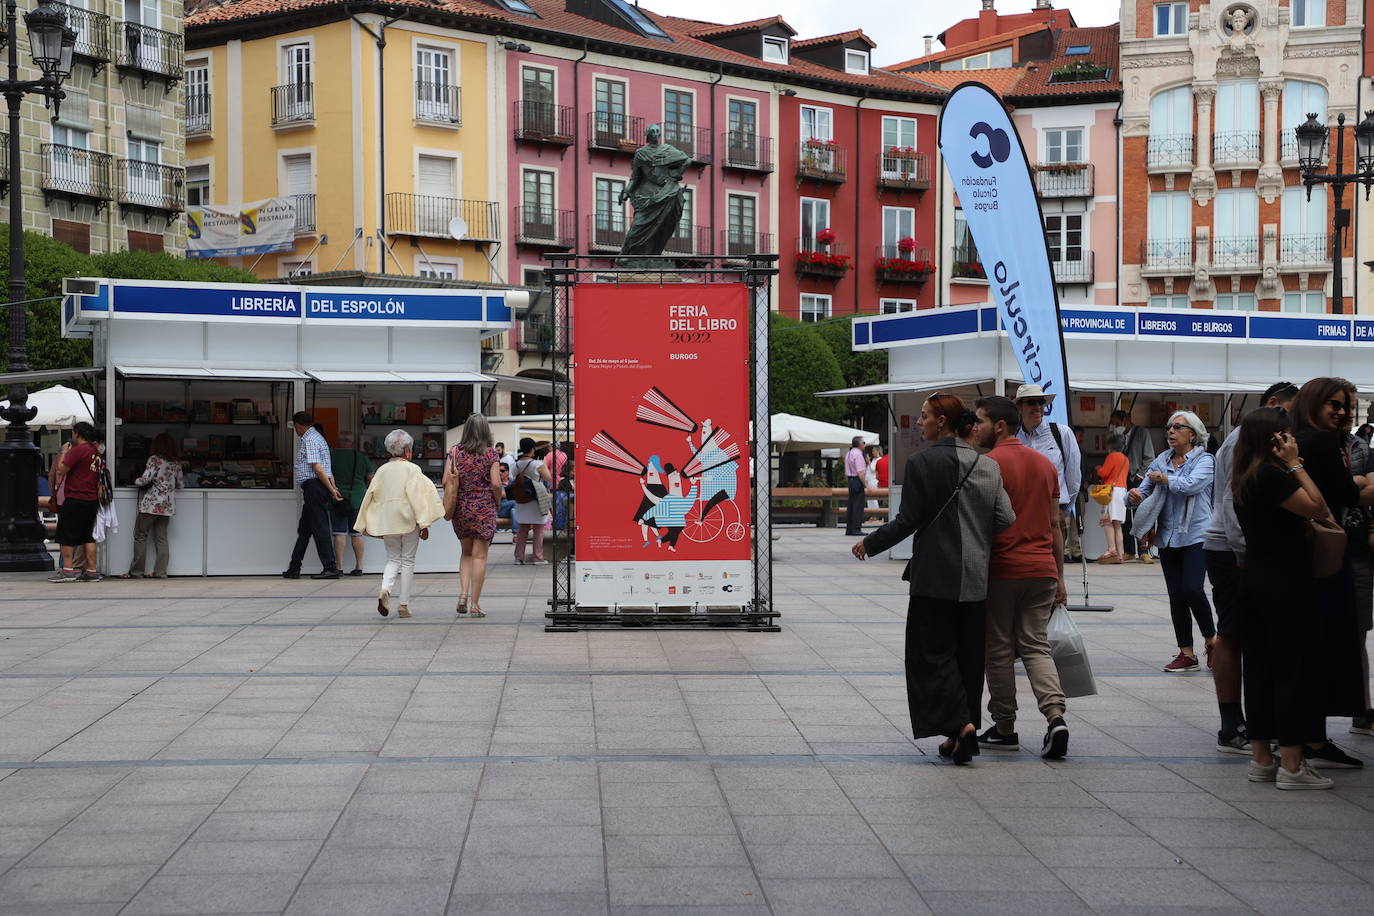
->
xmin=917 ymin=450 xmax=978 ymax=540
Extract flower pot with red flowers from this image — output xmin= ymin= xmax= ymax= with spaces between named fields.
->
xmin=815 ymin=228 xmax=836 ymax=246
xmin=799 ymin=138 xmax=845 ymax=181
xmin=878 ymin=147 xmax=929 ymax=189
xmin=875 ymin=255 xmax=935 ymax=283
xmin=952 ymin=261 xmax=987 ymax=280
xmin=796 ymin=243 xmax=851 ymax=277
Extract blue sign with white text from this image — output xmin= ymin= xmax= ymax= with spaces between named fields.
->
xmin=1249 ymin=315 xmax=1351 ymax=343
xmin=114 ymin=284 xmax=302 ymax=320
xmin=304 ymin=291 xmax=485 ymax=323
xmin=1060 ymin=310 xmax=1137 ymax=336
xmin=1136 ymin=311 xmax=1246 ymax=340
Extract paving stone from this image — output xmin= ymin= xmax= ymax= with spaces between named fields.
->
xmin=895 ymin=853 xmax=1070 ymax=891
xmin=607 ymin=866 xmax=765 ymax=908
xmin=760 ymin=877 xmax=932 ymax=916
xmin=121 ymin=871 xmax=301 ymax=915
xmin=285 ymin=881 xmax=452 ymax=915
xmin=1053 ymin=865 xmax=1247 ymax=908
xmin=158 ymin=839 xmax=323 ymax=875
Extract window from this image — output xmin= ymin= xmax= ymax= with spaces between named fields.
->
xmin=522 ymin=267 xmax=544 ymax=287
xmin=186 ymin=63 xmax=210 ymax=133
xmin=493 ymin=0 xmax=537 ymax=15
xmin=800 ymin=105 xmax=832 ymax=142
xmin=1283 ymin=291 xmax=1325 ymax=313
xmin=1155 ymin=1 xmax=1187 ymax=36
xmin=726 ymin=194 xmax=756 ymax=254
xmin=1214 ymin=81 xmax=1259 ymax=164
xmin=280 ymin=259 xmax=314 ymax=278
xmin=1044 ymin=128 xmax=1083 ymax=164
xmin=1147 ymin=191 xmax=1191 ymax=266
xmin=881 ymin=116 xmax=916 ymax=151
xmin=594 ymin=176 xmax=626 ymax=247
xmin=522 ymin=168 xmax=554 ymax=216
xmin=727 ymin=99 xmax=759 ymax=166
xmin=1292 ymin=0 xmax=1324 ymax=27
xmin=603 ymin=0 xmax=670 ymax=40
xmin=126 ymin=137 xmax=161 ymax=202
xmin=185 ymin=163 xmax=209 ymax=207
xmin=417 ymin=260 xmax=460 ymax=280
xmin=952 ymin=208 xmax=981 ymax=276
xmin=672 ymin=188 xmax=694 ymax=251
xmin=1045 ymin=213 xmax=1083 ymax=264
xmin=845 ymin=50 xmax=869 ymax=75
xmin=521 ymin=66 xmax=556 ymax=135
xmin=283 ymin=154 xmax=313 ymax=232
xmin=282 ymin=44 xmax=311 ymax=119
xmin=50 ymin=126 xmax=91 ymax=191
xmin=800 ymin=294 xmax=831 ymax=323
xmin=941 ymin=47 xmax=1012 ymax=70
xmin=1065 ymin=44 xmax=1091 ymax=55
xmin=1148 ymin=86 xmax=1193 ymax=167
xmin=881 ymin=206 xmax=915 ymax=258
xmin=593 ymin=78 xmax=626 ymax=140
xmin=1213 ymin=188 xmax=1258 ymax=268
xmin=1281 ymin=186 xmax=1328 ymax=264
xmin=880 ymin=299 xmax=915 ymax=314
xmin=800 ymin=197 xmax=830 ymax=249
xmin=1283 ymin=80 xmax=1327 ymax=160
xmin=416 ymin=47 xmax=458 ymax=123
xmin=127 ymin=230 xmax=164 ymax=253
xmin=1215 ymin=293 xmax=1256 ymax=311
xmin=762 ymin=36 xmax=788 ymax=63
xmin=1148 ymin=294 xmax=1189 ymax=309
xmin=52 ymin=218 xmax=91 ymax=254
xmin=663 ymin=88 xmax=694 ymax=152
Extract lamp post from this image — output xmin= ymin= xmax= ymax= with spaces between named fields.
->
xmin=1295 ymin=110 xmax=1374 ymax=316
xmin=0 ymin=0 xmax=76 ymax=572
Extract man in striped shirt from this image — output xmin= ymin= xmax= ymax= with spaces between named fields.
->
xmin=284 ymin=411 xmax=345 ymax=580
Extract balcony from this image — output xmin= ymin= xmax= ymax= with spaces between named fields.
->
xmin=1213 ymin=129 xmax=1260 ymax=167
xmin=116 ymin=160 xmax=183 ymax=212
xmin=514 ymin=101 xmax=574 ymax=145
xmin=514 ymin=206 xmax=574 ymax=248
xmin=1279 ymin=232 xmax=1330 ymax=269
xmin=1147 ymin=133 xmax=1193 ymax=172
xmin=587 ymin=111 xmax=644 ymax=154
xmin=514 ymin=318 xmax=569 ymax=355
xmin=59 ymin=3 xmax=110 ymax=63
xmin=1140 ymin=238 xmax=1192 ymax=275
xmin=386 ymin=193 xmax=500 ymax=241
xmin=186 ymin=88 xmax=210 ymax=135
xmin=270 ymin=83 xmax=313 ymax=127
xmin=662 ymin=124 xmax=711 ymax=165
xmin=796 ymin=141 xmax=846 ymax=183
xmin=877 ymin=151 xmax=930 ymax=191
xmin=415 ymin=81 xmax=461 ymax=126
xmin=951 ymin=243 xmax=986 ymax=281
xmin=1034 ymin=162 xmax=1094 ymax=198
xmin=1212 ymin=236 xmax=1260 ymax=271
xmin=1052 ymin=253 xmax=1094 ymax=284
xmin=291 ymin=193 xmax=316 ymax=234
xmin=664 ymin=225 xmax=712 ymax=257
xmin=720 ymin=132 xmax=773 ymax=173
xmin=42 ymin=144 xmax=114 ymax=203
xmin=117 ymin=22 xmax=182 ymax=82
xmin=874 ymin=245 xmax=934 ymax=284
xmin=720 ymin=229 xmax=773 ymax=259
xmin=795 ymin=239 xmax=850 ymax=278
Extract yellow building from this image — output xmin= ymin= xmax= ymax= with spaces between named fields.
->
xmin=184 ymin=4 xmax=503 ymax=282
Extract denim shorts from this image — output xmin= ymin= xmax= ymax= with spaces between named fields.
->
xmin=329 ymin=500 xmax=359 ymax=535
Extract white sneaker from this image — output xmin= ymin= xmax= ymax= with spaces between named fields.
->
xmin=1276 ymin=762 xmax=1334 ymax=790
xmin=1246 ymin=760 xmax=1278 ymax=783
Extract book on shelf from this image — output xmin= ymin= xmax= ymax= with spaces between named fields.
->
xmin=381 ymin=401 xmax=399 ymax=423
xmin=404 ymin=402 xmax=422 ymax=425
xmin=361 ymin=436 xmax=377 ymax=457
xmin=211 ymin=402 xmax=230 ymax=423
xmin=421 ymin=398 xmax=444 ymax=424
xmin=230 ymin=399 xmax=258 ymax=424
xmin=421 ymin=433 xmax=442 ymax=459
xmin=360 ymin=399 xmax=380 ymax=425
xmin=191 ymin=400 xmax=211 ymax=423
xmin=208 ymin=435 xmax=225 ymax=458
xmin=163 ymin=400 xmax=187 ymax=423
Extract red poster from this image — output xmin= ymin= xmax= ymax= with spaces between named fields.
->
xmin=574 ymin=282 xmax=752 ymax=607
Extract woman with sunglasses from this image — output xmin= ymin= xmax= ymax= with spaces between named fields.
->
xmin=1128 ymin=411 xmax=1215 ymax=672
xmin=1289 ymin=377 xmax=1373 ymax=770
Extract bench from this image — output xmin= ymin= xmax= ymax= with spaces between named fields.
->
xmin=772 ymin=486 xmax=889 ymax=528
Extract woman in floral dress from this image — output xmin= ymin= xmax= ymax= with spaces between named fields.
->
xmin=445 ymin=414 xmax=503 ymax=618
xmin=119 ymin=434 xmax=183 ymax=578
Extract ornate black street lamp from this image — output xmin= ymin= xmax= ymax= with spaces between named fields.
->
xmin=0 ymin=0 xmax=76 ymax=571
xmin=1295 ymin=110 xmax=1374 ymax=317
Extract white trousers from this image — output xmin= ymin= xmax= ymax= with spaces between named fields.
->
xmin=381 ymin=530 xmax=420 ymax=607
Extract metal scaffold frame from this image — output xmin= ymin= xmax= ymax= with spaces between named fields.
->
xmin=542 ymin=254 xmax=779 ymax=632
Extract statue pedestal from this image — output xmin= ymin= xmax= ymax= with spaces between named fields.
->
xmin=602 ymin=272 xmax=686 ymax=283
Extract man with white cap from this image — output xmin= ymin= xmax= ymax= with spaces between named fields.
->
xmin=1014 ymin=384 xmax=1081 ymax=565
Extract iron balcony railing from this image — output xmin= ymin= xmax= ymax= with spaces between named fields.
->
xmin=797 ymin=141 xmax=847 ymax=183
xmin=878 ymin=151 xmax=930 ymax=190
xmin=1147 ymin=133 xmax=1194 ymax=171
xmin=951 ymin=241 xmax=985 ymax=280
xmin=1213 ymin=129 xmax=1261 ymax=166
xmin=1279 ymin=128 xmax=1332 ymax=165
xmin=514 ymin=317 xmax=571 ymax=354
xmin=117 ymin=22 xmax=182 ymax=81
xmin=721 ymin=132 xmax=773 ymax=172
xmin=1034 ymin=162 xmax=1094 ymax=198
xmin=514 ymin=100 xmax=574 ymax=144
xmin=186 ymin=88 xmax=210 ymax=135
xmin=661 ymin=124 xmax=711 ymax=164
xmin=664 ymin=225 xmax=712 ymax=257
xmin=588 ymin=212 xmax=626 ymax=252
xmin=875 ymin=244 xmax=935 ymax=282
xmin=58 ymin=2 xmax=110 ymax=62
xmin=1141 ymin=237 xmax=1193 ymax=272
xmin=271 ymin=83 xmax=314 ymax=126
xmin=42 ymin=144 xmax=114 ymax=200
xmin=415 ymin=81 xmax=461 ymax=125
xmin=1052 ymin=252 xmax=1094 ymax=284
xmin=514 ymin=206 xmax=574 ymax=248
xmin=291 ymin=193 xmax=315 ymax=234
xmin=116 ymin=160 xmax=183 ymax=211
xmin=720 ymin=229 xmax=772 ymax=259
xmin=796 ymin=238 xmax=850 ymax=277
xmin=386 ymin=193 xmax=500 ymax=241
xmin=1212 ymin=235 xmax=1260 ymax=270
xmin=587 ymin=111 xmax=644 ymax=153
xmin=1279 ymin=232 xmax=1331 ymax=267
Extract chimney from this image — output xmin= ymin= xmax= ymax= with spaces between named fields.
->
xmin=981 ymin=0 xmax=994 ymax=9
xmin=979 ymin=0 xmax=997 ymax=38
xmin=923 ymin=34 xmax=933 ymax=56
xmin=1034 ymin=0 xmax=1051 ymax=8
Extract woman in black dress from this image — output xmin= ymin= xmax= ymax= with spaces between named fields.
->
xmin=1232 ymin=408 xmax=1332 ymax=788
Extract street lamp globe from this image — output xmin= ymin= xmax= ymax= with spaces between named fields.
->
xmin=1357 ymin=110 xmax=1374 ymax=174
xmin=23 ymin=0 xmax=69 ymax=82
xmin=1295 ymin=112 xmax=1328 ymax=174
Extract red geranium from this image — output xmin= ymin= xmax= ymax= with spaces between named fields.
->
xmin=896 ymin=236 xmax=917 ymax=253
xmin=815 ymin=228 xmax=836 ymax=245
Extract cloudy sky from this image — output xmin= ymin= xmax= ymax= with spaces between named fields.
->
xmin=646 ymin=0 xmax=1122 ymax=66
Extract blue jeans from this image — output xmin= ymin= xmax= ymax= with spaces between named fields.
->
xmin=1159 ymin=543 xmax=1214 ymax=648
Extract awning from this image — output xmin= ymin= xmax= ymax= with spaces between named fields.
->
xmin=815 ymin=377 xmax=1005 ymax=398
xmin=116 ymin=366 xmax=309 ymax=380
xmin=0 ymin=366 xmax=102 ymax=385
xmin=483 ymin=374 xmax=572 ymax=398
xmin=305 ymin=370 xmax=491 ymax=384
xmin=819 ymin=378 xmax=1312 ymax=398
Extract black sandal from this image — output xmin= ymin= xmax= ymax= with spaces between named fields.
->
xmin=952 ymin=728 xmax=979 ymax=766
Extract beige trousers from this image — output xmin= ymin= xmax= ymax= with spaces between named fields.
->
xmin=985 ymin=577 xmax=1066 ymax=730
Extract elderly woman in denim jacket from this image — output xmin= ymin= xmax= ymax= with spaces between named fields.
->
xmin=1129 ymin=410 xmax=1216 ymax=673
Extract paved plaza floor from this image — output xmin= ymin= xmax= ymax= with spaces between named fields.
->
xmin=3 ymin=528 xmax=1374 ymax=914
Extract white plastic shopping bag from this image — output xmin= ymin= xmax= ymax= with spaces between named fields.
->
xmin=1047 ymin=603 xmax=1097 ymax=698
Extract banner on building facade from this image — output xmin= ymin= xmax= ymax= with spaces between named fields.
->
xmin=185 ymin=197 xmax=298 ymax=259
xmin=939 ymin=82 xmax=1072 ymax=423
xmin=574 ymin=282 xmax=753 ymax=608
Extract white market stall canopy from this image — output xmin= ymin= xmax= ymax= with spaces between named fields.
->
xmin=771 ymin=413 xmax=880 ymax=451
xmin=0 ymin=384 xmax=99 ymax=427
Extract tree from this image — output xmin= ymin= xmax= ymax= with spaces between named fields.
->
xmin=812 ymin=316 xmax=888 ymax=436
xmin=89 ymin=249 xmax=258 ymax=284
xmin=769 ymin=311 xmax=845 ymax=423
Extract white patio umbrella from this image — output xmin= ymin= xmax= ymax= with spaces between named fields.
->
xmin=0 ymin=384 xmax=100 ymax=428
xmin=770 ymin=413 xmax=879 ymax=452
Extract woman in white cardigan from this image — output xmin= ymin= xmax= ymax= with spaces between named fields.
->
xmin=355 ymin=429 xmax=445 ymax=618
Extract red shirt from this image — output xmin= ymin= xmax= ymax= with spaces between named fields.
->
xmin=875 ymin=454 xmax=889 ymax=488
xmin=61 ymin=442 xmax=101 ymax=502
xmin=986 ymin=437 xmax=1059 ymax=580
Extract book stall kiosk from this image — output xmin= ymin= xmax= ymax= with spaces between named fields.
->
xmin=820 ymin=303 xmax=1374 ymax=563
xmin=62 ymin=278 xmax=526 ymax=575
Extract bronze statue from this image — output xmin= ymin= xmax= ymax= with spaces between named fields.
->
xmin=617 ymin=124 xmax=690 ymax=267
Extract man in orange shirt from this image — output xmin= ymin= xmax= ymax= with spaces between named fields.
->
xmin=973 ymin=396 xmax=1070 ymax=759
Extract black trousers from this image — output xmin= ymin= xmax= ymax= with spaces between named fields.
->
xmin=1159 ymin=544 xmax=1215 ymax=648
xmin=845 ymin=475 xmax=865 ymax=535
xmin=289 ymin=479 xmax=338 ymax=572
xmin=1241 ymin=576 xmax=1324 ymax=747
xmin=1204 ymin=548 xmax=1241 ymax=639
xmin=905 ymin=595 xmax=985 ymax=739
